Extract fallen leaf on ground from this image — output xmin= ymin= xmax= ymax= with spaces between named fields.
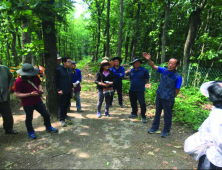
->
xmin=173 ymin=167 xmax=178 ymax=169
xmin=148 ymin=145 xmax=152 ymax=148
xmin=167 ymin=144 xmax=172 ymax=146
xmin=107 ymin=162 xmax=110 ymax=166
xmin=109 ymin=127 xmax=115 ymax=130
xmin=162 ymin=161 xmax=168 ymax=165
xmin=154 ymin=148 xmax=160 ymax=152
xmin=148 ymin=152 xmax=155 ymax=156
xmin=155 ymin=130 xmax=161 ymax=134
xmin=172 ymin=150 xmax=177 ymax=153
xmin=174 ymin=146 xmax=182 ymax=149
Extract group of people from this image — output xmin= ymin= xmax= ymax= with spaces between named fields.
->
xmin=96 ymin=52 xmax=182 ymax=138
xmin=1 ymin=52 xmax=222 ymax=169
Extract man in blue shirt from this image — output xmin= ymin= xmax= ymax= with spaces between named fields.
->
xmin=71 ymin=60 xmax=83 ymax=112
xmin=129 ymin=57 xmax=150 ymax=123
xmin=110 ymin=57 xmax=125 ymax=108
xmin=143 ymin=52 xmax=182 ymax=138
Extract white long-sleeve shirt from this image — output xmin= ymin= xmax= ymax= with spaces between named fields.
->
xmin=198 ymin=107 xmax=222 ymax=167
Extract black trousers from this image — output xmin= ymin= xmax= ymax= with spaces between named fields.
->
xmin=23 ymin=101 xmax=51 ymax=133
xmin=152 ymin=96 xmax=174 ymax=133
xmin=129 ymin=90 xmax=146 ymax=118
xmin=110 ymin=81 xmax=123 ymax=105
xmin=198 ymin=155 xmax=222 ymax=170
xmin=0 ymin=99 xmax=13 ymax=132
xmin=58 ymin=93 xmax=71 ymax=121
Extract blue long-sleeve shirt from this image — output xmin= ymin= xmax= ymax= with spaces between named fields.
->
xmin=72 ymin=68 xmax=82 ymax=83
xmin=110 ymin=66 xmax=125 ymax=82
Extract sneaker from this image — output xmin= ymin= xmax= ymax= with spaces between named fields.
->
xmin=148 ymin=128 xmax=159 ymax=134
xmin=61 ymin=120 xmax=67 ymax=127
xmin=46 ymin=126 xmax=58 ymax=133
xmin=65 ymin=116 xmax=72 ymax=121
xmin=128 ymin=114 xmax=138 ymax=119
xmin=105 ymin=111 xmax=110 ymax=117
xmin=142 ymin=118 xmax=147 ymax=123
xmin=28 ymin=131 xmax=37 ymax=139
xmin=97 ymin=112 xmax=102 ymax=118
xmin=77 ymin=108 xmax=83 ymax=112
xmin=161 ymin=132 xmax=169 ymax=138
xmin=119 ymin=105 xmax=123 ymax=108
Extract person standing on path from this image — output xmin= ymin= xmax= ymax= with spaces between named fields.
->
xmin=95 ymin=59 xmax=114 ymax=118
xmin=70 ymin=60 xmax=83 ymax=112
xmin=128 ymin=57 xmax=150 ymax=123
xmin=143 ymin=52 xmax=182 ymax=138
xmin=110 ymin=57 xmax=125 ymax=108
xmin=0 ymin=64 xmax=18 ymax=134
xmin=55 ymin=57 xmax=73 ymax=127
xmin=14 ymin=63 xmax=58 ymax=139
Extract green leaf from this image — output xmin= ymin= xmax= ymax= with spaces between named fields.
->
xmin=24 ymin=10 xmax=32 ymax=15
xmin=106 ymin=162 xmax=110 ymax=166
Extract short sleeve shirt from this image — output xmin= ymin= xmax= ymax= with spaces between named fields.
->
xmin=157 ymin=67 xmax=182 ymax=89
xmin=130 ymin=67 xmax=150 ymax=91
xmin=14 ymin=76 xmax=42 ymax=106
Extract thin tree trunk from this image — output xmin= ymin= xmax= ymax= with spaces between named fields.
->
xmin=16 ymin=27 xmax=21 ymax=49
xmin=12 ymin=33 xmax=19 ymax=66
xmin=124 ymin=33 xmax=130 ymax=63
xmin=183 ymin=0 xmax=207 ymax=75
xmin=37 ymin=25 xmax=44 ymax=66
xmin=5 ymin=35 xmax=11 ymax=68
xmin=22 ymin=19 xmax=32 ymax=64
xmin=105 ymin=0 xmax=110 ymax=57
xmin=131 ymin=3 xmax=141 ymax=61
xmin=161 ymin=0 xmax=170 ymax=64
xmin=117 ymin=0 xmax=123 ymax=58
xmin=42 ymin=0 xmax=58 ymax=116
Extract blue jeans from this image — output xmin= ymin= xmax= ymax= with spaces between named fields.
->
xmin=152 ymin=96 xmax=174 ymax=133
xmin=73 ymin=92 xmax=81 ymax=109
xmin=23 ymin=101 xmax=51 ymax=133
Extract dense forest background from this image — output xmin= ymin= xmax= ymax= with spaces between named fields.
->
xmin=0 ymin=0 xmax=222 ymax=115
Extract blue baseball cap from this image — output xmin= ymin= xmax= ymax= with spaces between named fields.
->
xmin=71 ymin=60 xmax=75 ymax=64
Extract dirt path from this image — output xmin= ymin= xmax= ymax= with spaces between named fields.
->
xmin=0 ymin=67 xmax=197 ymax=169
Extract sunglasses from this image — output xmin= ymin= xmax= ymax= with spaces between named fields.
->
xmin=103 ymin=63 xmax=110 ymax=66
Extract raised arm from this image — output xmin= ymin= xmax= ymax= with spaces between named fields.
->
xmin=142 ymin=52 xmax=158 ymax=71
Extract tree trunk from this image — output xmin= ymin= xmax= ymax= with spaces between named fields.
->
xmin=37 ymin=26 xmax=44 ymax=66
xmin=161 ymin=0 xmax=170 ymax=64
xmin=12 ymin=32 xmax=19 ymax=66
xmin=130 ymin=37 xmax=134 ymax=61
xmin=42 ymin=0 xmax=58 ymax=116
xmin=183 ymin=0 xmax=207 ymax=75
xmin=105 ymin=0 xmax=110 ymax=57
xmin=124 ymin=33 xmax=130 ymax=63
xmin=117 ymin=0 xmax=123 ymax=58
xmin=16 ymin=27 xmax=21 ymax=49
xmin=5 ymin=35 xmax=11 ymax=68
xmin=22 ymin=19 xmax=32 ymax=64
xmin=131 ymin=3 xmax=141 ymax=61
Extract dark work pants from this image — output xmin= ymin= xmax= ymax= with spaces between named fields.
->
xmin=58 ymin=93 xmax=71 ymax=121
xmin=129 ymin=90 xmax=146 ymax=118
xmin=0 ymin=99 xmax=13 ymax=132
xmin=97 ymin=91 xmax=111 ymax=113
xmin=198 ymin=155 xmax=222 ymax=170
xmin=110 ymin=81 xmax=123 ymax=105
xmin=23 ymin=102 xmax=51 ymax=133
xmin=152 ymin=96 xmax=174 ymax=133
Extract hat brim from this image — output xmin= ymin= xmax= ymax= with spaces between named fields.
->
xmin=17 ymin=68 xmax=39 ymax=76
xmin=200 ymin=81 xmax=214 ymax=97
xmin=111 ymin=57 xmax=122 ymax=63
xmin=129 ymin=59 xmax=144 ymax=65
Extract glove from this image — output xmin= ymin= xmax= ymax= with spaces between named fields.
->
xmin=73 ymin=83 xmax=77 ymax=88
xmin=76 ymin=81 xmax=80 ymax=84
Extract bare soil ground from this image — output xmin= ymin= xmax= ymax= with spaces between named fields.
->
xmin=0 ymin=67 xmax=197 ymax=169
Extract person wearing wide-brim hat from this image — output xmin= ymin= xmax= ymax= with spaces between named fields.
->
xmin=185 ymin=81 xmax=222 ymax=169
xmin=95 ymin=59 xmax=114 ymax=118
xmin=110 ymin=57 xmax=125 ymax=108
xmin=14 ymin=63 xmax=58 ymax=139
xmin=128 ymin=57 xmax=150 ymax=123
